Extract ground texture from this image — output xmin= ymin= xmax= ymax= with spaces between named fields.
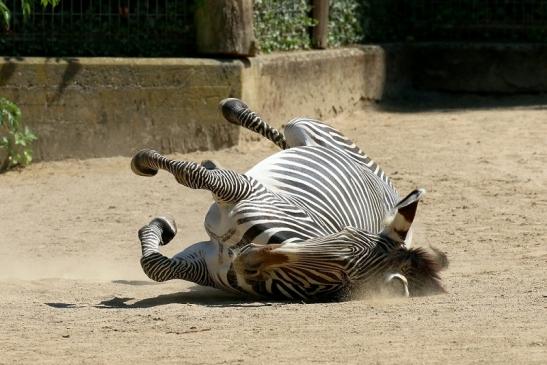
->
xmin=1 ymin=98 xmax=546 ymax=364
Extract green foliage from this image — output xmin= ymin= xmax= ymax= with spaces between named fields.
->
xmin=0 ymin=1 xmax=9 ymax=26
xmin=3 ymin=1 xmax=545 ymax=56
xmin=254 ymin=0 xmax=365 ymax=53
xmin=328 ymin=0 xmax=365 ymax=47
xmin=254 ymin=0 xmax=316 ymax=53
xmin=360 ymin=0 xmax=409 ymax=42
xmin=0 ymin=97 xmax=37 ymax=171
xmin=0 ymin=0 xmax=59 ymax=28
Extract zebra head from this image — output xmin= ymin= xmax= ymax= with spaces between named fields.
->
xmin=380 ymin=189 xmax=448 ymax=297
xmin=233 ymin=189 xmax=448 ymax=300
xmin=383 ymin=245 xmax=448 ymax=297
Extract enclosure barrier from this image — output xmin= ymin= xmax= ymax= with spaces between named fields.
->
xmin=0 ymin=46 xmax=410 ymax=161
xmin=2 ymin=1 xmax=547 ymax=57
xmin=2 ymin=1 xmax=547 ymax=161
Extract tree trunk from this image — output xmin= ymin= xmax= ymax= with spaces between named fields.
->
xmin=195 ymin=0 xmax=256 ymax=57
xmin=312 ymin=0 xmax=329 ymax=49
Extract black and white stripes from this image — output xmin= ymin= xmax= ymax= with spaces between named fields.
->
xmin=132 ymin=149 xmax=254 ymax=204
xmin=220 ymin=98 xmax=288 ymax=150
xmin=138 ymin=218 xmax=215 ymax=287
xmin=131 ymin=98 xmax=446 ymax=300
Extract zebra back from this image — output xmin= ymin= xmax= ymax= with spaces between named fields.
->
xmin=285 ymin=118 xmax=397 ymax=196
xmin=245 ymin=145 xmax=395 ymax=237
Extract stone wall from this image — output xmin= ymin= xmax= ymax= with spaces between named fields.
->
xmin=242 ymin=46 xmax=410 ymax=128
xmin=0 ymin=47 xmax=401 ymax=161
xmin=0 ymin=58 xmax=242 ymax=161
xmin=2 ymin=43 xmax=545 ymax=161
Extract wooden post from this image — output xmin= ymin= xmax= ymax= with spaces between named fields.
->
xmin=194 ymin=0 xmax=256 ymax=57
xmin=312 ymin=0 xmax=329 ymax=49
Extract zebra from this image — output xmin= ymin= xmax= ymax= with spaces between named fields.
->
xmin=132 ymin=98 xmax=447 ymax=300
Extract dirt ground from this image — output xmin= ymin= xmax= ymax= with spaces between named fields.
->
xmin=0 ymin=96 xmax=546 ymax=364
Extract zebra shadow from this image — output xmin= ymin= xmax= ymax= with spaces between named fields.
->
xmin=45 ymin=286 xmax=280 ymax=310
xmin=93 ymin=285 xmax=285 ymax=309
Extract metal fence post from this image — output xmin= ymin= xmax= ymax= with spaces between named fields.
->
xmin=195 ymin=0 xmax=256 ymax=56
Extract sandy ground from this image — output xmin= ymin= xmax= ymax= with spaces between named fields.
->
xmin=0 ymin=97 xmax=546 ymax=364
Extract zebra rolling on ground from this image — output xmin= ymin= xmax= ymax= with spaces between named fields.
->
xmin=132 ymin=98 xmax=448 ymax=300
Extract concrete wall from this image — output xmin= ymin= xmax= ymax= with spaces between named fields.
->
xmin=0 ymin=58 xmax=242 ymax=161
xmin=3 ymin=43 xmax=544 ymax=161
xmin=0 ymin=47 xmax=400 ymax=161
xmin=242 ymin=45 xmax=410 ymax=128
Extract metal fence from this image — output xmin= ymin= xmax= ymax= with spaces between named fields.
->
xmin=366 ymin=0 xmax=547 ymax=42
xmin=411 ymin=0 xmax=547 ymax=41
xmin=255 ymin=0 xmax=547 ymax=52
xmin=0 ymin=0 xmax=196 ymax=57
xmin=1 ymin=1 xmax=546 ymax=57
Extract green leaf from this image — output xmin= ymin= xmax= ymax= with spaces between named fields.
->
xmin=41 ymin=0 xmax=60 ymax=7
xmin=0 ymin=97 xmax=37 ymax=171
xmin=0 ymin=1 xmax=10 ymax=28
xmin=25 ymin=127 xmax=37 ymax=141
xmin=21 ymin=0 xmax=31 ymax=19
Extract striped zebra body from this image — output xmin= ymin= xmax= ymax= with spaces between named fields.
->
xmin=284 ymin=118 xmax=397 ymax=198
xmin=237 ymin=145 xmax=395 ymax=242
xmin=132 ymin=99 xmax=447 ymax=300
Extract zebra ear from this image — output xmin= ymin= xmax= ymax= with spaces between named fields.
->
xmin=382 ymin=188 xmax=426 ymax=243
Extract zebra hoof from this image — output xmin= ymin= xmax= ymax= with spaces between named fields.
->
xmin=219 ymin=98 xmax=248 ymax=125
xmin=149 ymin=216 xmax=177 ymax=246
xmin=131 ymin=149 xmax=158 ymax=177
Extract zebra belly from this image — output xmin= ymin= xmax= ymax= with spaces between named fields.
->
xmin=204 ymin=197 xmax=323 ymax=249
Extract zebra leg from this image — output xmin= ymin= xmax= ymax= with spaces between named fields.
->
xmin=138 ymin=216 xmax=215 ymax=286
xmin=139 ymin=216 xmax=181 ymax=282
xmin=219 ymin=98 xmax=288 ymax=149
xmin=131 ymin=149 xmax=254 ymax=204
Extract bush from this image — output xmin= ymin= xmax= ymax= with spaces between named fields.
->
xmin=253 ymin=0 xmax=315 ymax=53
xmin=0 ymin=98 xmax=37 ymax=172
xmin=328 ymin=0 xmax=365 ymax=47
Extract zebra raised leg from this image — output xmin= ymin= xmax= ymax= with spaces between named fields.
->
xmin=131 ymin=149 xmax=255 ymax=204
xmin=220 ymin=98 xmax=288 ymax=149
xmin=138 ymin=216 xmax=216 ymax=286
xmin=138 ymin=216 xmax=178 ymax=282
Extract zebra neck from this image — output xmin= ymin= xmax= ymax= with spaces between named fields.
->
xmin=344 ymin=228 xmax=403 ymax=282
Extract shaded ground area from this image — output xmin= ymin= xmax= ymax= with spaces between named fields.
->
xmin=0 ymin=98 xmax=546 ymax=364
